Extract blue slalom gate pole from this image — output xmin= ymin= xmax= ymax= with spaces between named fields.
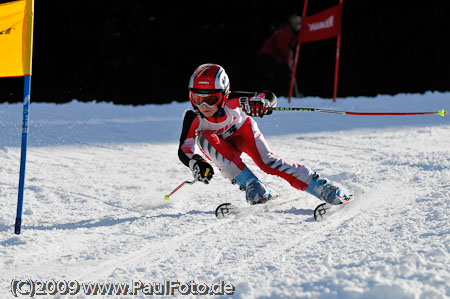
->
xmin=15 ymin=74 xmax=32 ymax=235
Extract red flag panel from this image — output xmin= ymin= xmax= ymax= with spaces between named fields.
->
xmin=299 ymin=4 xmax=342 ymax=43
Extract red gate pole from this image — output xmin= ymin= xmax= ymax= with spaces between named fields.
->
xmin=332 ymin=0 xmax=343 ymax=102
xmin=288 ymin=0 xmax=309 ymax=103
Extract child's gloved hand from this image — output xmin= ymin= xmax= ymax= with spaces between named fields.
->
xmin=240 ymin=95 xmax=272 ymax=118
xmin=189 ymin=156 xmax=214 ymax=184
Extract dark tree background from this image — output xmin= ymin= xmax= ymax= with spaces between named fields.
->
xmin=1 ymin=0 xmax=449 ymax=105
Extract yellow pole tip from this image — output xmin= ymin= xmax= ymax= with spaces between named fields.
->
xmin=164 ymin=195 xmax=170 ymax=201
xmin=438 ymin=109 xmax=445 ymax=117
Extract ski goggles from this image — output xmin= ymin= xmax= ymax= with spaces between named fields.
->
xmin=190 ymin=90 xmax=223 ymax=107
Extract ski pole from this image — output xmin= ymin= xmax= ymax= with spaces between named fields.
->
xmin=164 ymin=168 xmax=211 ymax=201
xmin=164 ymin=179 xmax=196 ymax=201
xmin=272 ymin=107 xmax=447 ymax=117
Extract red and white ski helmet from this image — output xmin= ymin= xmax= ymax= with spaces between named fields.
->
xmin=188 ymin=64 xmax=230 ymax=108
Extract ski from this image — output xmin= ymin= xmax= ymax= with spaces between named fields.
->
xmin=215 ymin=196 xmax=356 ymax=220
xmin=215 ymin=196 xmax=296 ymax=219
xmin=313 ymin=197 xmax=356 ymax=221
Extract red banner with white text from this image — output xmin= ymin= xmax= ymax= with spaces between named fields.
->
xmin=299 ymin=4 xmax=342 ymax=43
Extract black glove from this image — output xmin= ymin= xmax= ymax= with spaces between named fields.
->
xmin=240 ymin=95 xmax=273 ymax=118
xmin=189 ymin=155 xmax=214 ymax=184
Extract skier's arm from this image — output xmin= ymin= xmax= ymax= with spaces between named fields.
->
xmin=178 ymin=110 xmax=199 ymax=167
xmin=178 ymin=110 xmax=215 ymax=184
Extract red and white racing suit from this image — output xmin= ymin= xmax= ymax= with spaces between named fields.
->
xmin=178 ymin=91 xmax=314 ymax=190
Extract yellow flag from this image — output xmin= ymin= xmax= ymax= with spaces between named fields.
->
xmin=0 ymin=0 xmax=34 ymax=77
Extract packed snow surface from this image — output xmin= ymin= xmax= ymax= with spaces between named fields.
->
xmin=1 ymin=92 xmax=449 ymax=298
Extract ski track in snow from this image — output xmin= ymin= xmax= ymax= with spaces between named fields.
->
xmin=0 ymin=93 xmax=449 ymax=298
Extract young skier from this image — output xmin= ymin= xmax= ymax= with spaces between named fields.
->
xmin=178 ymin=63 xmax=351 ymax=205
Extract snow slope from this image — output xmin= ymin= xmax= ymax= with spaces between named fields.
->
xmin=1 ymin=92 xmax=449 ymax=298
